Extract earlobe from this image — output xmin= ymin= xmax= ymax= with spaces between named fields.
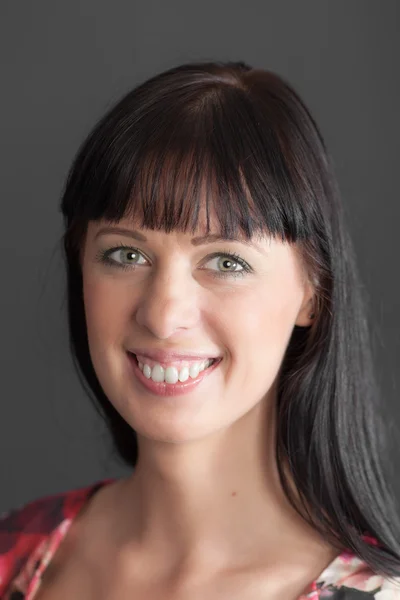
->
xmin=295 ymin=291 xmax=316 ymax=328
xmin=295 ymin=312 xmax=314 ymax=328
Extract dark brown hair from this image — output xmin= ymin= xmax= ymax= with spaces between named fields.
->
xmin=60 ymin=61 xmax=400 ymax=577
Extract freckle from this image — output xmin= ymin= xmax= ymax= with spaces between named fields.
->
xmin=231 ymin=491 xmax=237 ymax=497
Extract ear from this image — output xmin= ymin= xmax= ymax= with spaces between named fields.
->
xmin=295 ymin=281 xmax=316 ymax=328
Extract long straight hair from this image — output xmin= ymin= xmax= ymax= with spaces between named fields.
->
xmin=60 ymin=61 xmax=400 ymax=577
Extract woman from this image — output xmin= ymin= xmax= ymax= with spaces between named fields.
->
xmin=1 ymin=61 xmax=399 ymax=599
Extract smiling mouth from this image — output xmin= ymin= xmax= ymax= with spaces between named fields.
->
xmin=128 ymin=352 xmax=219 ymax=384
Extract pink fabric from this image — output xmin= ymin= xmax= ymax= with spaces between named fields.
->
xmin=1 ymin=480 xmax=399 ymax=599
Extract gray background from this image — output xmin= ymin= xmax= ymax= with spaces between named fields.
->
xmin=0 ymin=0 xmax=399 ymax=514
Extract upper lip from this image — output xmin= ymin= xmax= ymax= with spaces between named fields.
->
xmin=128 ymin=348 xmax=221 ymax=363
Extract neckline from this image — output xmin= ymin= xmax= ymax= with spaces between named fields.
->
xmin=25 ymin=479 xmax=376 ymax=600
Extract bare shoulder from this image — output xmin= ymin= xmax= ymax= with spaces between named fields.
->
xmin=33 ymin=479 xmax=125 ymax=599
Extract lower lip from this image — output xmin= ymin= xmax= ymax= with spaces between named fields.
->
xmin=127 ymin=353 xmax=221 ymax=397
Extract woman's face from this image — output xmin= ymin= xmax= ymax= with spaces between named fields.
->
xmin=81 ymin=213 xmax=314 ymax=444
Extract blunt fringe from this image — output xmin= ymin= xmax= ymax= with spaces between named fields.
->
xmin=60 ymin=61 xmax=400 ymax=578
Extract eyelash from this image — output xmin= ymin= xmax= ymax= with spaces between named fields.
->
xmin=95 ymin=243 xmax=253 ymax=279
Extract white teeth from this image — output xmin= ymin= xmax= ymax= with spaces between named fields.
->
xmin=165 ymin=366 xmax=179 ymax=384
xmin=189 ymin=363 xmax=201 ymax=379
xmin=151 ymin=364 xmax=164 ymax=383
xmin=137 ymin=358 xmax=214 ymax=384
xmin=178 ymin=366 xmax=189 ymax=382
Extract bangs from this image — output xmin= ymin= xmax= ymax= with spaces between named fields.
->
xmin=63 ymin=76 xmax=321 ymax=245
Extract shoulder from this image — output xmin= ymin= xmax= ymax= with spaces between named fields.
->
xmin=0 ymin=480 xmax=111 ymax=597
xmin=315 ymin=549 xmax=400 ymax=598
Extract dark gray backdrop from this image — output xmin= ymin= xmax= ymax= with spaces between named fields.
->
xmin=0 ymin=0 xmax=399 ymax=514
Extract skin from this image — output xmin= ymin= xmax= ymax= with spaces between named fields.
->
xmin=35 ymin=211 xmax=340 ymax=599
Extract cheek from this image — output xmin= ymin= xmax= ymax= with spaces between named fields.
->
xmin=217 ymin=279 xmax=303 ymax=364
xmin=83 ymin=277 xmax=131 ymax=350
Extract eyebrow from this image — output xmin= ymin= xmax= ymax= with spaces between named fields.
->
xmin=94 ymin=226 xmax=268 ymax=253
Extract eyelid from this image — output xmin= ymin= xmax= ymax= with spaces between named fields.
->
xmin=202 ymin=250 xmax=252 ymax=272
xmin=106 ymin=243 xmax=148 ymax=260
xmin=95 ymin=244 xmax=149 ymax=269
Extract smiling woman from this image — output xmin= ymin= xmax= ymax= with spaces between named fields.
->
xmin=1 ymin=61 xmax=400 ymax=599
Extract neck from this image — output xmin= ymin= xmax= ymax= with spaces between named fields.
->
xmin=108 ymin=396 xmax=337 ymax=579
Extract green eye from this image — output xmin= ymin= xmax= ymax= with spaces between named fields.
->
xmin=96 ymin=246 xmax=253 ymax=279
xmin=204 ymin=252 xmax=252 ymax=279
xmin=208 ymin=256 xmax=243 ymax=272
xmin=110 ymin=248 xmax=145 ymax=264
xmin=97 ymin=245 xmax=148 ymax=270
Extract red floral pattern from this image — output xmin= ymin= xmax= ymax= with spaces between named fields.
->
xmin=0 ymin=481 xmax=399 ymax=599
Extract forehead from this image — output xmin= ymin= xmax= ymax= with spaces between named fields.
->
xmin=91 ymin=207 xmax=270 ymax=247
xmin=88 ymin=216 xmax=281 ymax=266
xmin=83 ymin=163 xmax=292 ymax=255
xmin=84 ymin=208 xmax=308 ymax=279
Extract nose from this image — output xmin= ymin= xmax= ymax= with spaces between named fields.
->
xmin=134 ymin=266 xmax=201 ymax=340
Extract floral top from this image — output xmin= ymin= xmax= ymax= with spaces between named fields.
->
xmin=0 ymin=480 xmax=399 ymax=599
